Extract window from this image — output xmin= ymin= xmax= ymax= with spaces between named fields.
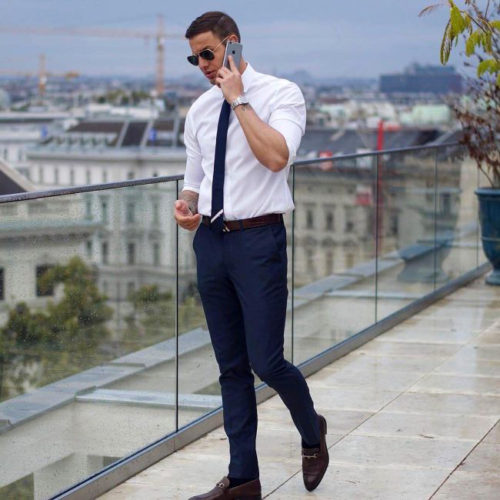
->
xmin=38 ymin=166 xmax=44 ymax=184
xmin=101 ymin=200 xmax=108 ymax=223
xmin=346 ymin=253 xmax=354 ymax=269
xmin=2 ymin=148 xmax=7 ymax=160
xmin=36 ymin=265 xmax=54 ymax=297
xmin=0 ymin=268 xmax=4 ymax=301
xmin=127 ymin=282 xmax=135 ymax=297
xmin=326 ymin=251 xmax=333 ymax=275
xmin=85 ymin=199 xmax=92 ymax=220
xmin=306 ymin=248 xmax=315 ymax=274
xmin=86 ymin=240 xmax=93 ymax=258
xmin=153 ymin=242 xmax=160 ymax=266
xmin=70 ymin=169 xmax=75 ymax=185
xmin=102 ymin=170 xmax=108 ymax=183
xmin=127 ymin=171 xmax=135 ymax=180
xmin=441 ymin=193 xmax=451 ymax=216
xmin=54 ymin=167 xmax=59 ymax=184
xmin=126 ymin=202 xmax=135 ymax=224
xmin=152 ymin=202 xmax=159 ymax=224
xmin=127 ymin=243 xmax=136 ymax=265
xmin=306 ymin=209 xmax=314 ymax=229
xmin=345 ymin=207 xmax=355 ymax=233
xmin=102 ymin=242 xmax=109 ymax=264
xmin=325 ymin=211 xmax=334 ymax=231
xmin=102 ymin=281 xmax=108 ymax=294
xmin=86 ymin=170 xmax=91 ymax=185
xmin=389 ymin=213 xmax=399 ymax=237
xmin=18 ymin=149 xmax=23 ymax=161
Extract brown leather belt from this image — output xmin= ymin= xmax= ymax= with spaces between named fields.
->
xmin=201 ymin=213 xmax=283 ymax=232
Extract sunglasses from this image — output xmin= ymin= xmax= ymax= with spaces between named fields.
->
xmin=187 ymin=36 xmax=230 ymax=66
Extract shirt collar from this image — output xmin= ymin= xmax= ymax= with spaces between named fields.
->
xmin=241 ymin=62 xmax=257 ymax=89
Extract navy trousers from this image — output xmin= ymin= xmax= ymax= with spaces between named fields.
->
xmin=193 ymin=220 xmax=321 ymax=479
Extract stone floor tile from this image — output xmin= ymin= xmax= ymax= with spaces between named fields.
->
xmin=320 ymin=352 xmax=443 ymax=374
xmin=482 ymin=421 xmax=500 ymax=444
xmin=432 ymin=471 xmax=500 ymax=500
xmin=473 ymin=331 xmax=500 ymax=345
xmin=356 ymin=340 xmax=461 ymax=358
xmin=257 ymin=406 xmax=374 ymax=436
xmin=374 ymin=327 xmax=477 ymax=344
xmin=409 ymin=373 xmax=500 ymax=396
xmin=398 ymin=316 xmax=487 ymax=331
xmin=265 ymin=385 xmax=401 ymax=412
xmin=433 ymin=358 xmax=500 ymax=377
xmin=454 ymin=442 xmax=500 ymax=474
xmin=267 ymin=464 xmax=448 ymax=500
xmin=100 ymin=482 xmax=168 ymax=500
xmin=330 ymin=434 xmax=475 ymax=470
xmin=451 ymin=345 xmax=500 ymax=362
xmin=350 ymin=411 xmax=497 ymax=441
xmin=307 ymin=367 xmax=420 ymax=392
xmin=382 ymin=392 xmax=500 ymax=416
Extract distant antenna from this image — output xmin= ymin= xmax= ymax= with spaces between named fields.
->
xmin=156 ymin=14 xmax=165 ymax=96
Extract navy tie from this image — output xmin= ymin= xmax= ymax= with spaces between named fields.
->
xmin=210 ymin=100 xmax=231 ymax=233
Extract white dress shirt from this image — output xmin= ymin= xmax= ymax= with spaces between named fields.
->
xmin=182 ymin=62 xmax=306 ymax=220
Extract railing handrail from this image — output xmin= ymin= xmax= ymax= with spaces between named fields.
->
xmin=293 ymin=141 xmax=461 ymax=164
xmin=0 ymin=142 xmax=461 ymax=205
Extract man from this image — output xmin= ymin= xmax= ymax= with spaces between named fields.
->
xmin=174 ymin=11 xmax=329 ymax=500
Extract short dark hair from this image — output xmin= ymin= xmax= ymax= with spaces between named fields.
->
xmin=185 ymin=11 xmax=241 ymax=43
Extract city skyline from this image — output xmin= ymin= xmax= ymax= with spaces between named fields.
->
xmin=0 ymin=1 xmax=467 ymax=81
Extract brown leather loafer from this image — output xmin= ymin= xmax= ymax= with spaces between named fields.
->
xmin=188 ymin=476 xmax=262 ymax=500
xmin=302 ymin=414 xmax=329 ymax=491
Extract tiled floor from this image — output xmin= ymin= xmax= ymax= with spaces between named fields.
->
xmin=100 ymin=277 xmax=500 ymax=500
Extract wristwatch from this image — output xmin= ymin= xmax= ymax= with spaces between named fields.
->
xmin=231 ymin=94 xmax=249 ymax=110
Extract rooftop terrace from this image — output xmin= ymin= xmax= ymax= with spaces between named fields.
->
xmin=100 ymin=276 xmax=500 ymax=500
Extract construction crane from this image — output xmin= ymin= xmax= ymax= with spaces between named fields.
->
xmin=0 ymin=15 xmax=183 ymax=95
xmin=0 ymin=54 xmax=80 ymax=98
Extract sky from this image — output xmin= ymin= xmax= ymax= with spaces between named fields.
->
xmin=0 ymin=0 xmax=470 ymax=80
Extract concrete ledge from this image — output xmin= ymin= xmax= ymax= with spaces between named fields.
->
xmin=76 ymin=389 xmax=222 ymax=410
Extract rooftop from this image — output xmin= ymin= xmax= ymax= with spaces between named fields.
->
xmin=100 ymin=276 xmax=500 ymax=500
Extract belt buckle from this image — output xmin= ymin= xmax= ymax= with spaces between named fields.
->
xmin=222 ymin=222 xmax=230 ymax=233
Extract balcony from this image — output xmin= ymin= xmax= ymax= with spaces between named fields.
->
xmin=101 ymin=276 xmax=500 ymax=499
xmin=0 ymin=143 xmax=497 ymax=499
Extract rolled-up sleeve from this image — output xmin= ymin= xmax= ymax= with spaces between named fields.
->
xmin=182 ymin=110 xmax=204 ymax=193
xmin=268 ymin=82 xmax=306 ymax=167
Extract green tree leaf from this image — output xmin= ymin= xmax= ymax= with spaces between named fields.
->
xmin=440 ymin=19 xmax=454 ymax=64
xmin=477 ymin=59 xmax=497 ymax=76
xmin=450 ymin=5 xmax=467 ymax=37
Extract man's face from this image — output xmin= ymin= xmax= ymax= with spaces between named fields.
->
xmin=188 ymin=31 xmax=235 ymax=85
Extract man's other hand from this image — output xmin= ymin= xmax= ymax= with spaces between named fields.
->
xmin=174 ymin=200 xmax=201 ymax=231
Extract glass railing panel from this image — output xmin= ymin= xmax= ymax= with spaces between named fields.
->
xmin=374 ymin=148 xmax=438 ymax=319
xmin=175 ymin=183 xmax=219 ymax=428
xmin=477 ymin=164 xmax=492 ymax=267
xmin=291 ymin=156 xmax=377 ymax=364
xmin=436 ymin=146 xmax=479 ymax=282
xmin=0 ymin=181 xmax=178 ymax=499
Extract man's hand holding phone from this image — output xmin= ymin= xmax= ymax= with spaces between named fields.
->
xmin=216 ymin=54 xmax=244 ymax=104
xmin=174 ymin=199 xmax=201 ymax=231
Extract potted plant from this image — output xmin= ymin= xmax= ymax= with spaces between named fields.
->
xmin=421 ymin=0 xmax=500 ymax=284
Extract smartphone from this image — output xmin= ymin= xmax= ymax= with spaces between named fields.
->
xmin=223 ymin=41 xmax=243 ymax=70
